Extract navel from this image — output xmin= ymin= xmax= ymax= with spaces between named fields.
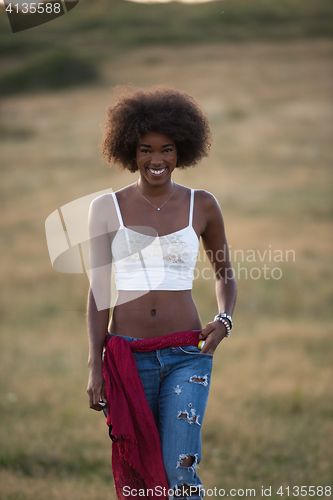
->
xmin=151 ymin=309 xmax=156 ymax=317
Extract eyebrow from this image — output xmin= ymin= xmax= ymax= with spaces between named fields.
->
xmin=138 ymin=143 xmax=175 ymax=148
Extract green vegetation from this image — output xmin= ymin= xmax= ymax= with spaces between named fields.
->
xmin=0 ymin=0 xmax=333 ymax=94
xmin=0 ymin=47 xmax=98 ymax=95
xmin=1 ymin=0 xmax=332 ymax=45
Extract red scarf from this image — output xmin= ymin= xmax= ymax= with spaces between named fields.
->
xmin=103 ymin=330 xmax=201 ymax=500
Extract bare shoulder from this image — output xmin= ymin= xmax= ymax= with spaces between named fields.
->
xmin=194 ymin=189 xmax=218 ymax=204
xmin=89 ymin=191 xmax=121 ymax=235
xmin=187 ymin=188 xmax=223 ymax=237
xmin=90 ymin=184 xmax=135 ymax=212
xmin=194 ymin=189 xmax=221 ymax=215
xmin=176 ymin=185 xmax=218 ymax=205
xmin=112 ymin=183 xmax=136 ymax=202
xmin=90 ymin=192 xmax=113 ymax=210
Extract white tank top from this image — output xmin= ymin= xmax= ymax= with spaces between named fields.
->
xmin=111 ymin=189 xmax=199 ymax=291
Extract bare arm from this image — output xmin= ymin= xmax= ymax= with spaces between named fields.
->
xmin=87 ymin=290 xmax=109 ymax=410
xmin=198 ymin=191 xmax=237 ymax=354
xmin=86 ymin=196 xmax=113 ymax=410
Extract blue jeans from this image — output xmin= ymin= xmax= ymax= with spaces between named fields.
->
xmin=107 ymin=333 xmax=213 ymax=500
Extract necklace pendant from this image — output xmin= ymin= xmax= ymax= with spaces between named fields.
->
xmin=137 ymin=180 xmax=176 ymax=212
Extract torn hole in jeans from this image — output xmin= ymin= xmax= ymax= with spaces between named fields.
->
xmin=176 ymin=452 xmax=199 ymax=473
xmin=177 ymin=408 xmax=201 ymax=426
xmin=189 ymin=374 xmax=209 ymax=387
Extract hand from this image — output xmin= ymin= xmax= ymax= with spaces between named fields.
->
xmin=87 ymin=366 xmax=107 ymax=411
xmin=198 ymin=320 xmax=228 ymax=354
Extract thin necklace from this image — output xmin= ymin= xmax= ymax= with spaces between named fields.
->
xmin=137 ymin=181 xmax=176 ymax=211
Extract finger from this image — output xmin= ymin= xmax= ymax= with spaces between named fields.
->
xmin=91 ymin=390 xmax=105 ymax=411
xmin=91 ymin=401 xmax=106 ymax=412
xmin=101 ymin=382 xmax=107 ymax=404
xmin=199 ymin=323 xmax=214 ymax=339
xmin=200 ymin=339 xmax=216 ymax=354
xmin=88 ymin=386 xmax=103 ymax=409
xmin=201 ymin=327 xmax=227 ymax=353
xmin=87 ymin=388 xmax=94 ymax=409
xmin=93 ymin=387 xmax=103 ymax=406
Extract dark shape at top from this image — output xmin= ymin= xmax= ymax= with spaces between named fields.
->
xmin=4 ymin=1 xmax=80 ymax=34
xmin=65 ymin=1 xmax=80 ymax=13
xmin=4 ymin=1 xmax=65 ymax=33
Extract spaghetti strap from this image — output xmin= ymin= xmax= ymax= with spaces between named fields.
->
xmin=111 ymin=192 xmax=132 ymax=252
xmin=189 ymin=189 xmax=195 ymax=226
xmin=111 ymin=192 xmax=124 ymax=228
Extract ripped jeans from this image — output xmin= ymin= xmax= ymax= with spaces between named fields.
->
xmin=108 ymin=333 xmax=213 ymax=500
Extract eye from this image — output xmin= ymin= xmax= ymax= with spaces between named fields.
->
xmin=140 ymin=149 xmax=151 ymax=154
xmin=163 ymin=148 xmax=173 ymax=153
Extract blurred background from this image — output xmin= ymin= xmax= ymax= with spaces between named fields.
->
xmin=0 ymin=0 xmax=332 ymax=498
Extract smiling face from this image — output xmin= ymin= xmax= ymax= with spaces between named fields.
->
xmin=136 ymin=132 xmax=178 ymax=187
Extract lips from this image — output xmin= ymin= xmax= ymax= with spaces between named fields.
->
xmin=148 ymin=167 xmax=166 ymax=176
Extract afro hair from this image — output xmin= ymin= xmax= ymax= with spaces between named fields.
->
xmin=100 ymin=85 xmax=212 ymax=172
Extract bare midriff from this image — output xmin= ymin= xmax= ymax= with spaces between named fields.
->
xmin=109 ymin=290 xmax=202 ymax=338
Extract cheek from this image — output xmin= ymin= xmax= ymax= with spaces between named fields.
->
xmin=136 ymin=154 xmax=147 ymax=164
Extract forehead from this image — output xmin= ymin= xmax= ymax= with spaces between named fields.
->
xmin=137 ymin=131 xmax=175 ymax=147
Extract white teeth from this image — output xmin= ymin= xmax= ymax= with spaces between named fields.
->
xmin=149 ymin=168 xmax=166 ymax=175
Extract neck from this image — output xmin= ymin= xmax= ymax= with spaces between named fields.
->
xmin=138 ymin=176 xmax=174 ymax=198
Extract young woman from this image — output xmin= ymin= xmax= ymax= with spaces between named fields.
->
xmin=86 ymin=86 xmax=237 ymax=500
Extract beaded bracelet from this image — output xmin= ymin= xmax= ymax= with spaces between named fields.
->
xmin=214 ymin=316 xmax=231 ymax=337
xmin=214 ymin=313 xmax=233 ymax=330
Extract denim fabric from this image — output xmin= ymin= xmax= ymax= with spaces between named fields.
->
xmin=107 ymin=333 xmax=213 ymax=500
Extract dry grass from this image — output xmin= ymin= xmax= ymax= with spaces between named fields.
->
xmin=0 ymin=38 xmax=332 ymax=498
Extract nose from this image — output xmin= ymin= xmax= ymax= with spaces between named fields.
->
xmin=150 ymin=153 xmax=163 ymax=166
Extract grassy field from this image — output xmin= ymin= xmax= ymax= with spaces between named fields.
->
xmin=0 ymin=1 xmax=332 ymax=498
xmin=0 ymin=0 xmax=332 ymax=95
